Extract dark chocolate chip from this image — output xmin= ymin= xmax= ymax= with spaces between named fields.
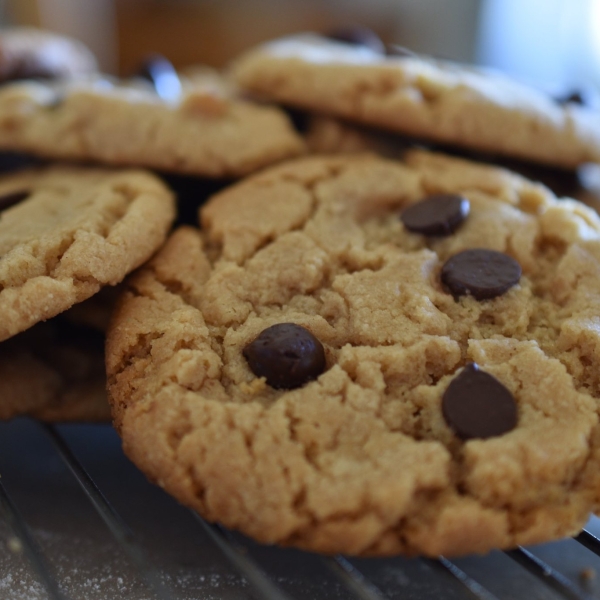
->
xmin=325 ymin=26 xmax=385 ymax=54
xmin=133 ymin=53 xmax=181 ymax=101
xmin=243 ymin=323 xmax=326 ymax=389
xmin=555 ymin=88 xmax=600 ymax=110
xmin=401 ymin=194 xmax=470 ymax=236
xmin=442 ymin=363 xmax=517 ymax=439
xmin=0 ymin=189 xmax=29 ymax=212
xmin=386 ymin=44 xmax=417 ymax=58
xmin=0 ymin=61 xmax=57 ymax=84
xmin=559 ymin=91 xmax=585 ymax=105
xmin=441 ymin=249 xmax=521 ymax=300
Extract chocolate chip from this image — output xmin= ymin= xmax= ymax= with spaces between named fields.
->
xmin=0 ymin=61 xmax=57 ymax=83
xmin=559 ymin=91 xmax=585 ymax=105
xmin=133 ymin=54 xmax=181 ymax=101
xmin=243 ymin=323 xmax=326 ymax=389
xmin=441 ymin=249 xmax=521 ymax=300
xmin=0 ymin=189 xmax=29 ymax=212
xmin=442 ymin=363 xmax=517 ymax=439
xmin=401 ymin=194 xmax=469 ymax=236
xmin=555 ymin=88 xmax=600 ymax=110
xmin=325 ymin=27 xmax=385 ymax=54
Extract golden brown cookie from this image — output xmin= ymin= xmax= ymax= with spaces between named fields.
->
xmin=0 ymin=70 xmax=305 ymax=177
xmin=0 ymin=315 xmax=109 ymax=422
xmin=231 ymin=34 xmax=600 ymax=169
xmin=107 ymin=152 xmax=600 ymax=557
xmin=0 ymin=165 xmax=175 ymax=341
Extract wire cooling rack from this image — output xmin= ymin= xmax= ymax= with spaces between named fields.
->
xmin=1 ymin=419 xmax=600 ymax=600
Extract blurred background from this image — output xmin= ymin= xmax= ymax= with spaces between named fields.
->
xmin=0 ymin=0 xmax=599 ymax=97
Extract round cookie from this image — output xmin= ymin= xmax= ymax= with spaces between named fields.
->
xmin=0 ymin=69 xmax=305 ymax=178
xmin=231 ymin=34 xmax=600 ymax=169
xmin=0 ymin=165 xmax=175 ymax=341
xmin=107 ymin=152 xmax=600 ymax=557
xmin=0 ymin=315 xmax=109 ymax=422
xmin=0 ymin=27 xmax=97 ymax=82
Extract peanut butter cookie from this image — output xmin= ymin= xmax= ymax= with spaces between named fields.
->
xmin=107 ymin=152 xmax=600 ymax=556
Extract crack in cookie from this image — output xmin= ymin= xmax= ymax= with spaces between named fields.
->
xmin=107 ymin=151 xmax=600 ymax=556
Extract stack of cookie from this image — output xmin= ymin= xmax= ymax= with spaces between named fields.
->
xmin=0 ymin=28 xmax=305 ymax=422
xmin=4 ymin=27 xmax=600 ymax=558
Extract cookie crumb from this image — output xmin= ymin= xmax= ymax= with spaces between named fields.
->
xmin=579 ymin=567 xmax=596 ymax=582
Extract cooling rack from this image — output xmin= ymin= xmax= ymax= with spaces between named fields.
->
xmin=1 ymin=418 xmax=600 ymax=600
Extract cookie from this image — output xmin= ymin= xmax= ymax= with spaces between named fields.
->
xmin=231 ymin=34 xmax=600 ymax=169
xmin=0 ymin=27 xmax=97 ymax=82
xmin=0 ymin=165 xmax=175 ymax=341
xmin=306 ymin=115 xmax=587 ymax=201
xmin=106 ymin=151 xmax=600 ymax=557
xmin=0 ymin=316 xmax=109 ymax=422
xmin=0 ymin=69 xmax=305 ymax=177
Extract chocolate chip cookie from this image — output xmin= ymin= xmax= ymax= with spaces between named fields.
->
xmin=107 ymin=151 xmax=600 ymax=556
xmin=0 ymin=70 xmax=305 ymax=177
xmin=231 ymin=34 xmax=600 ymax=169
xmin=0 ymin=27 xmax=97 ymax=82
xmin=0 ymin=165 xmax=175 ymax=341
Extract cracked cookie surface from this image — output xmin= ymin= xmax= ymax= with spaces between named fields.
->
xmin=231 ymin=34 xmax=600 ymax=169
xmin=107 ymin=151 xmax=600 ymax=556
xmin=0 ymin=165 xmax=175 ymax=341
xmin=0 ymin=71 xmax=305 ymax=177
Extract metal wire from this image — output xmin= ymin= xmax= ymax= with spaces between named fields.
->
xmin=40 ymin=423 xmax=174 ymax=600
xmin=505 ymin=547 xmax=594 ymax=600
xmin=0 ymin=476 xmax=69 ymax=600
xmin=428 ymin=557 xmax=501 ymax=600
xmin=192 ymin=515 xmax=296 ymax=600
xmin=5 ymin=418 xmax=600 ymax=600
xmin=576 ymin=529 xmax=600 ymax=557
xmin=322 ymin=555 xmax=390 ymax=600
